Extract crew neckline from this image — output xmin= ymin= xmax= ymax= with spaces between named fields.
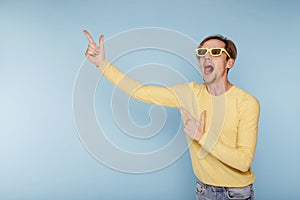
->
xmin=203 ymin=84 xmax=236 ymax=97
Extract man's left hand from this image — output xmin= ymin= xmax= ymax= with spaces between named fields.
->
xmin=180 ymin=107 xmax=206 ymax=142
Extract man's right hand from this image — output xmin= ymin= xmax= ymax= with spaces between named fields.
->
xmin=83 ymin=30 xmax=105 ymax=67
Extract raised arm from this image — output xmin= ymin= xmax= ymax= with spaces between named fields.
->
xmin=83 ymin=30 xmax=183 ymax=108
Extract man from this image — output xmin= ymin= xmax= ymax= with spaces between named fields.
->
xmin=83 ymin=30 xmax=260 ymax=200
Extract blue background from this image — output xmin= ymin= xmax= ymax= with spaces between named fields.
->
xmin=1 ymin=0 xmax=300 ymax=199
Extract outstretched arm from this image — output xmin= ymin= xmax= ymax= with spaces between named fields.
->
xmin=83 ymin=30 xmax=183 ymax=108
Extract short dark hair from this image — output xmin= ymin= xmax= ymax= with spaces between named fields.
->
xmin=197 ymin=34 xmax=237 ymax=60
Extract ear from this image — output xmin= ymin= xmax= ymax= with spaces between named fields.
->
xmin=226 ymin=58 xmax=235 ymax=69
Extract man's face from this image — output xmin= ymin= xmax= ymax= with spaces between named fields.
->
xmin=199 ymin=39 xmax=230 ymax=85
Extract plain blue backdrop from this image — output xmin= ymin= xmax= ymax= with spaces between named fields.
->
xmin=1 ymin=0 xmax=300 ymax=199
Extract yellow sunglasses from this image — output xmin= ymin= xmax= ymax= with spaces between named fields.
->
xmin=195 ymin=48 xmax=231 ymax=58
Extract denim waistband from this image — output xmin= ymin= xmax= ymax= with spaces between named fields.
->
xmin=196 ymin=180 xmax=253 ymax=192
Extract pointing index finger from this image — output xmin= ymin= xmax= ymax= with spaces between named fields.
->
xmin=83 ymin=30 xmax=96 ymax=45
xmin=180 ymin=106 xmax=194 ymax=120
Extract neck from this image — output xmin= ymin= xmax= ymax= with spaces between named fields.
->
xmin=206 ymin=80 xmax=232 ymax=96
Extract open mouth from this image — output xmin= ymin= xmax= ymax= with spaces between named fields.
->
xmin=204 ymin=65 xmax=214 ymax=75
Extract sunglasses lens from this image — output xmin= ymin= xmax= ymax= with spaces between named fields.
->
xmin=211 ymin=48 xmax=221 ymax=56
xmin=197 ymin=49 xmax=207 ymax=56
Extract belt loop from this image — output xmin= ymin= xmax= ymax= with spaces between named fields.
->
xmin=211 ymin=185 xmax=216 ymax=192
xmin=197 ymin=180 xmax=207 ymax=190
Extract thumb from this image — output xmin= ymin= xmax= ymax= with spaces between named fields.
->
xmin=200 ymin=110 xmax=206 ymax=131
xmin=98 ymin=34 xmax=105 ymax=58
xmin=99 ymin=35 xmax=104 ymax=46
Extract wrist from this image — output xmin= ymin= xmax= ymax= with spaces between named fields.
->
xmin=96 ymin=59 xmax=109 ymax=70
xmin=194 ymin=132 xmax=202 ymax=142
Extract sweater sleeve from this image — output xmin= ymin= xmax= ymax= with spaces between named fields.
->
xmin=97 ymin=60 xmax=182 ymax=108
xmin=199 ymin=96 xmax=260 ymax=172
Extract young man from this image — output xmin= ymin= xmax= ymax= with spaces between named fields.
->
xmin=84 ymin=30 xmax=260 ymax=200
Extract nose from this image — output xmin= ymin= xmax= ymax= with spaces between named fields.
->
xmin=204 ymin=52 xmax=212 ymax=60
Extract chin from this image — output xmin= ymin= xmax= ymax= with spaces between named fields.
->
xmin=203 ymin=77 xmax=216 ymax=85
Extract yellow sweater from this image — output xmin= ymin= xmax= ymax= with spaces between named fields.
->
xmin=98 ymin=60 xmax=260 ymax=187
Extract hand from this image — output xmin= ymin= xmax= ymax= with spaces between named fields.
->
xmin=83 ymin=30 xmax=105 ymax=66
xmin=180 ymin=107 xmax=206 ymax=141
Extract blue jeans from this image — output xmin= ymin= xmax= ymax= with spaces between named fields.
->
xmin=195 ymin=180 xmax=254 ymax=200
